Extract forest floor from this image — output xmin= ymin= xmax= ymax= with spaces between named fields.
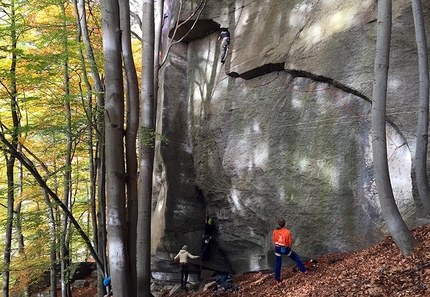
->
xmin=71 ymin=224 xmax=430 ymax=297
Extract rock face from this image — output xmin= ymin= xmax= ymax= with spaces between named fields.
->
xmin=151 ymin=0 xmax=430 ymax=278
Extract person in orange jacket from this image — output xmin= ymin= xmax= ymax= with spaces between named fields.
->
xmin=272 ymin=217 xmax=308 ymax=283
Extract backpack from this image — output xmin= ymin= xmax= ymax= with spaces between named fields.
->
xmin=215 ymin=274 xmax=230 ymax=285
xmin=214 ymin=276 xmax=239 ymax=294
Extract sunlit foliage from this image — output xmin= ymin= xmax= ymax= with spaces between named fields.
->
xmin=0 ymin=0 xmax=114 ymax=292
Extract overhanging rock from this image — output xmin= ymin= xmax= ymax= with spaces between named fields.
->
xmin=169 ymin=19 xmax=220 ymax=43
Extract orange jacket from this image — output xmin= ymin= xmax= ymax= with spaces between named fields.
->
xmin=272 ymin=227 xmax=292 ymax=247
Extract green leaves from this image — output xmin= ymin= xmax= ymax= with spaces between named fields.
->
xmin=139 ymin=126 xmax=168 ymax=148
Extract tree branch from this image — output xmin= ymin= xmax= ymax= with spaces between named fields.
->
xmin=159 ymin=0 xmax=206 ymax=68
xmin=0 ymin=127 xmax=105 ymax=273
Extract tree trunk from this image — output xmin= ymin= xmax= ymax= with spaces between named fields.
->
xmin=2 ymin=0 xmax=19 ymax=294
xmin=97 ymin=139 xmax=108 ymax=297
xmin=74 ymin=0 xmax=108 ymax=294
xmin=16 ymin=153 xmax=24 ymax=254
xmin=137 ymin=0 xmax=155 ymax=295
xmin=371 ymin=0 xmax=417 ymax=256
xmin=3 ymin=154 xmax=14 ymax=297
xmin=120 ymin=0 xmax=139 ymax=294
xmin=60 ymin=2 xmax=72 ymax=295
xmin=153 ymin=0 xmax=164 ymax=105
xmin=74 ymin=0 xmax=98 ymax=264
xmin=101 ymin=0 xmax=131 ymax=295
xmin=411 ymin=0 xmax=430 ymax=215
xmin=43 ymin=189 xmax=58 ymax=297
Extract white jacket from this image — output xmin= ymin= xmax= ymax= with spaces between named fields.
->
xmin=174 ymin=249 xmax=199 ymax=263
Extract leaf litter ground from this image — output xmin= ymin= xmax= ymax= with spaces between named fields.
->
xmin=72 ymin=224 xmax=430 ymax=297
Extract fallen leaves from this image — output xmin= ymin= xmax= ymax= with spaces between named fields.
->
xmin=164 ymin=224 xmax=430 ymax=297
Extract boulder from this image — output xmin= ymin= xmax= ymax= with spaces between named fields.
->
xmin=152 ymin=0 xmax=429 ymax=276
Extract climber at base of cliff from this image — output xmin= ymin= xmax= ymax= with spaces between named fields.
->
xmin=218 ymin=29 xmax=230 ymax=64
xmin=201 ymin=214 xmax=215 ymax=260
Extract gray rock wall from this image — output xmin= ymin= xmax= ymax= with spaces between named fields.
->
xmin=151 ymin=0 xmax=429 ymax=277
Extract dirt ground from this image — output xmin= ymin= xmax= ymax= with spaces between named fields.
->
xmin=69 ymin=285 xmax=98 ymax=297
xmin=71 ymin=224 xmax=430 ymax=297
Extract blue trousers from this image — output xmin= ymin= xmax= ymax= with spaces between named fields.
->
xmin=274 ymin=246 xmax=306 ymax=281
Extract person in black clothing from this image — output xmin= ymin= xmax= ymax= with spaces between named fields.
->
xmin=218 ymin=29 xmax=230 ymax=63
xmin=202 ymin=214 xmax=214 ymax=260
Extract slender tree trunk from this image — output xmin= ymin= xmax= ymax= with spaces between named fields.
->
xmin=411 ymin=0 xmax=430 ymax=215
xmin=74 ymin=0 xmax=109 ymax=293
xmin=371 ymin=0 xmax=417 ymax=256
xmin=43 ymin=189 xmax=58 ymax=297
xmin=73 ymin=0 xmax=108 ymax=294
xmin=154 ymin=0 xmax=163 ymax=69
xmin=74 ymin=0 xmax=97 ymax=254
xmin=137 ymin=0 xmax=155 ymax=295
xmin=97 ymin=143 xmax=108 ymax=296
xmin=101 ymin=0 xmax=131 ymax=295
xmin=95 ymin=57 xmax=108 ymax=297
xmin=119 ymin=0 xmax=139 ymax=294
xmin=15 ymin=201 xmax=24 ymax=254
xmin=60 ymin=2 xmax=72 ymax=296
xmin=14 ymin=158 xmax=26 ymax=291
xmin=3 ymin=154 xmax=14 ymax=297
xmin=2 ymin=0 xmax=19 ymax=294
xmin=153 ymin=0 xmax=164 ymax=105
xmin=76 ymin=0 xmax=104 ymax=105
xmin=16 ymin=150 xmax=24 ymax=254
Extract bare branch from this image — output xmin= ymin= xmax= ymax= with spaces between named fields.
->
xmin=131 ymin=30 xmax=142 ymax=42
xmin=130 ymin=11 xmax=142 ymax=30
xmin=159 ymin=0 xmax=206 ymax=68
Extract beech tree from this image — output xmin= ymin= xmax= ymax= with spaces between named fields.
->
xmin=120 ymin=0 xmax=140 ymax=292
xmin=411 ymin=0 xmax=430 ymax=215
xmin=60 ymin=2 xmax=73 ymax=296
xmin=73 ymin=0 xmax=108 ymax=294
xmin=100 ymin=0 xmax=132 ymax=295
xmin=137 ymin=0 xmax=155 ymax=295
xmin=2 ymin=0 xmax=21 ymax=294
xmin=371 ymin=0 xmax=417 ymax=256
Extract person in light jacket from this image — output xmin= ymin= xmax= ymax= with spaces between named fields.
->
xmin=174 ymin=245 xmax=200 ymax=289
